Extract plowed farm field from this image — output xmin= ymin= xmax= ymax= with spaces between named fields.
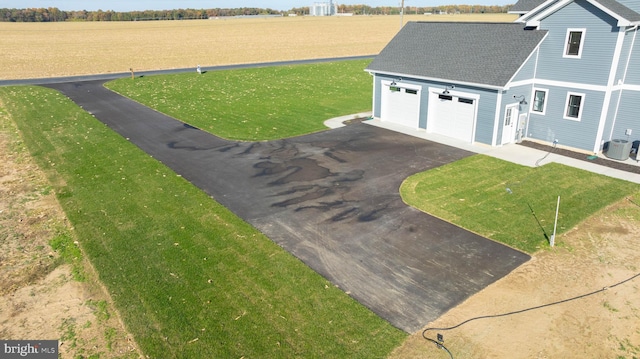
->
xmin=0 ymin=14 xmax=516 ymax=79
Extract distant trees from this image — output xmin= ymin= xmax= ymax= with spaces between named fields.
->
xmin=1 ymin=7 xmax=68 ymax=22
xmin=0 ymin=5 xmax=513 ymax=22
xmin=0 ymin=7 xmax=285 ymax=22
xmin=336 ymin=4 xmax=512 ymax=15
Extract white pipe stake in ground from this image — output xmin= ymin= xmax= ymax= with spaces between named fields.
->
xmin=550 ymin=195 xmax=560 ymax=247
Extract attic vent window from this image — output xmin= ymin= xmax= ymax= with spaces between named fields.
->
xmin=564 ymin=29 xmax=585 ymax=58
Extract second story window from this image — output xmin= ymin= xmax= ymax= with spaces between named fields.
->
xmin=564 ymin=29 xmax=586 ymax=58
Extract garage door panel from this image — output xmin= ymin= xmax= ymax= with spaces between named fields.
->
xmin=428 ymin=91 xmax=476 ymax=143
xmin=381 ymin=84 xmax=420 ymax=129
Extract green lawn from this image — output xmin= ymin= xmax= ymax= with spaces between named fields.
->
xmin=0 ymin=85 xmax=405 ymax=358
xmin=5 ymin=58 xmax=639 ymax=358
xmin=105 ymin=59 xmax=373 ymax=141
xmin=401 ymin=155 xmax=639 ymax=253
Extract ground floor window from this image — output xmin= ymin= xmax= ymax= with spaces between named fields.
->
xmin=532 ymin=89 xmax=548 ymax=114
xmin=564 ymin=92 xmax=584 ymax=121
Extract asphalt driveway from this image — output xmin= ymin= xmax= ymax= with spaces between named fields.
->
xmin=45 ymin=80 xmax=530 ymax=333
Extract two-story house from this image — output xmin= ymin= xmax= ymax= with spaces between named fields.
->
xmin=365 ymin=0 xmax=640 ymax=155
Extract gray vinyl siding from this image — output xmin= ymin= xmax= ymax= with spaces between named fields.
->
xmin=536 ymin=0 xmax=620 ymax=86
xmin=602 ymin=89 xmax=623 ymax=145
xmin=372 ymin=74 xmax=384 ymax=118
xmin=473 ymin=89 xmax=499 ymax=145
xmin=610 ymin=90 xmax=640 ymax=146
xmin=625 ymin=29 xmax=640 ymax=84
xmin=510 ymin=48 xmax=539 ymax=82
xmin=526 ymin=86 xmax=605 ymax=151
xmin=615 ymin=29 xmax=635 ymax=83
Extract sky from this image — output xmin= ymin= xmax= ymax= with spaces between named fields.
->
xmin=2 ymin=0 xmax=513 ymax=12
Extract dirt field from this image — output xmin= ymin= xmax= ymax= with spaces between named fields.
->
xmin=0 ymin=14 xmax=516 ymax=80
xmin=0 ymin=104 xmax=140 ymax=358
xmin=1 ymin=13 xmax=639 ymax=358
xmin=390 ymin=200 xmax=640 ymax=358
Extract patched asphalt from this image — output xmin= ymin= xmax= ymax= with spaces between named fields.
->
xmin=45 ymin=80 xmax=530 ymax=333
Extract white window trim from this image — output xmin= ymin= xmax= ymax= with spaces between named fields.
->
xmin=563 ymin=91 xmax=585 ymax=121
xmin=563 ymin=28 xmax=586 ymax=58
xmin=531 ymin=88 xmax=549 ymax=115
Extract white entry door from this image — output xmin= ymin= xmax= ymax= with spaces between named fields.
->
xmin=502 ymin=104 xmax=519 ymax=145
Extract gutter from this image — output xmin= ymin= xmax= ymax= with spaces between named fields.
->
xmin=366 ymin=70 xmax=505 ymax=91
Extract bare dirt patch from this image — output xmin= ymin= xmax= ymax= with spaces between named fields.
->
xmin=0 ymin=106 xmax=140 ymax=358
xmin=389 ymin=200 xmax=640 ymax=358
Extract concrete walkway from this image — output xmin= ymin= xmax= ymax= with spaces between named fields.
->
xmin=324 ymin=115 xmax=640 ymax=185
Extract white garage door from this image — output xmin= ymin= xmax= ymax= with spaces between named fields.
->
xmin=428 ymin=90 xmax=477 ymax=142
xmin=380 ymin=82 xmax=421 ymax=129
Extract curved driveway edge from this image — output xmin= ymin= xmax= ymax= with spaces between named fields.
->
xmin=44 ymin=80 xmax=530 ymax=333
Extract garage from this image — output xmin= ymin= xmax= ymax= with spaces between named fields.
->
xmin=427 ymin=88 xmax=478 ymax=142
xmin=380 ymin=81 xmax=421 ymax=128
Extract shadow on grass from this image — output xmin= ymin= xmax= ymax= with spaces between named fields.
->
xmin=527 ymin=202 xmax=549 ymax=241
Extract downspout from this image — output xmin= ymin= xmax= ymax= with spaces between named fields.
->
xmin=526 ymin=46 xmax=542 ymax=140
xmin=593 ymin=26 xmax=627 ymax=154
xmin=608 ymin=25 xmax=638 ymax=140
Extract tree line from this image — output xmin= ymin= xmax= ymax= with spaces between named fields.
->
xmin=0 ymin=5 xmax=512 ymax=22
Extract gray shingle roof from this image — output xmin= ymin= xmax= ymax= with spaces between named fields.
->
xmin=615 ymin=0 xmax=640 ymax=13
xmin=592 ymin=0 xmax=640 ymax=22
xmin=512 ymin=0 xmax=640 ymax=22
xmin=509 ymin=0 xmax=547 ymax=13
xmin=366 ymin=22 xmax=548 ymax=88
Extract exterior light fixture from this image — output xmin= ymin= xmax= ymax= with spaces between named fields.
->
xmin=442 ymin=85 xmax=455 ymax=94
xmin=514 ymin=95 xmax=527 ymax=105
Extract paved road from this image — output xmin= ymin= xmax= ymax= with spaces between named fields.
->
xmin=0 ymin=55 xmax=375 ymax=86
xmin=44 ymin=80 xmax=530 ymax=333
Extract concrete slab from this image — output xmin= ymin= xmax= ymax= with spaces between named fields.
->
xmin=366 ymin=118 xmax=640 ymax=184
xmin=44 ymin=81 xmax=530 ymax=333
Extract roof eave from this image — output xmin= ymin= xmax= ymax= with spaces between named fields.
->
xmin=589 ymin=1 xmax=640 ymax=26
xmin=515 ymin=0 xmax=562 ymax=22
xmin=520 ymin=0 xmax=640 ymax=27
xmin=366 ymin=69 xmax=505 ymax=91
